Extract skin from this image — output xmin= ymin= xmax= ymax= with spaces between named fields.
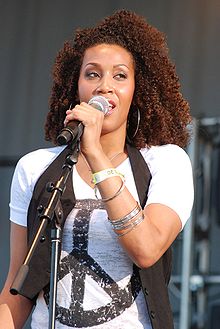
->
xmin=0 ymin=224 xmax=34 ymax=329
xmin=66 ymin=44 xmax=135 ymax=158
xmin=67 ymin=44 xmax=136 ymax=187
xmin=0 ymin=43 xmax=182 ymax=328
xmin=65 ymin=44 xmax=182 ymax=267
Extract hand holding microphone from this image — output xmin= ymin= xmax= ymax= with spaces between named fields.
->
xmin=57 ymin=96 xmax=110 ymax=145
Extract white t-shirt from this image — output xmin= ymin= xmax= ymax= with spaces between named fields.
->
xmin=9 ymin=144 xmax=194 ymax=329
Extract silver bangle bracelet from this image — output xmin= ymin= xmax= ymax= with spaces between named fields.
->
xmin=111 ymin=208 xmax=142 ymax=231
xmin=95 ymin=179 xmax=125 ymax=202
xmin=115 ymin=212 xmax=145 ymax=237
xmin=108 ymin=202 xmax=141 ymax=229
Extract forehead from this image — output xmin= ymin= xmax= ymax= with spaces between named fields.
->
xmin=82 ymin=44 xmax=134 ymax=67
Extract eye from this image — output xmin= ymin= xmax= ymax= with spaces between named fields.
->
xmin=114 ymin=72 xmax=127 ymax=80
xmin=85 ymin=71 xmax=100 ymax=79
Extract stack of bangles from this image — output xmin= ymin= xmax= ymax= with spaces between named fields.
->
xmin=92 ymin=168 xmax=144 ymax=236
xmin=108 ymin=202 xmax=144 ymax=236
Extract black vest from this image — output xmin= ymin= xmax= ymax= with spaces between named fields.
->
xmin=20 ymin=144 xmax=174 ymax=329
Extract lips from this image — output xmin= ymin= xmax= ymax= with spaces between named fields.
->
xmin=106 ymin=99 xmax=116 ymax=116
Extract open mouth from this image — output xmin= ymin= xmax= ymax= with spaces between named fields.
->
xmin=106 ymin=99 xmax=116 ymax=116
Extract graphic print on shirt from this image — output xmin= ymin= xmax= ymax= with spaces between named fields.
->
xmin=44 ymin=199 xmax=141 ymax=327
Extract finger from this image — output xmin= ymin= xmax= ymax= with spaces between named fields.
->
xmin=64 ymin=104 xmax=81 ymax=125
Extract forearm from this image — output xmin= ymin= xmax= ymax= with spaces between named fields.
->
xmin=85 ymin=150 xmax=175 ymax=267
xmin=85 ymin=149 xmax=137 ymax=221
xmin=85 ymin=149 xmax=182 ymax=267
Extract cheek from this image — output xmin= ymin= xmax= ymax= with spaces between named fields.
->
xmin=120 ymin=85 xmax=135 ymax=105
xmin=77 ymin=82 xmax=86 ymax=100
xmin=122 ymin=78 xmax=135 ymax=97
xmin=77 ymin=78 xmax=92 ymax=101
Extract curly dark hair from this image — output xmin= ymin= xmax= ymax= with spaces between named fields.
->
xmin=45 ymin=9 xmax=192 ymax=148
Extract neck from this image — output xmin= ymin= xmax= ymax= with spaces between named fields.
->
xmin=99 ymin=126 xmax=127 ymax=158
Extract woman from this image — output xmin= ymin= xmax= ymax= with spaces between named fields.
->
xmin=0 ymin=9 xmax=194 ymax=329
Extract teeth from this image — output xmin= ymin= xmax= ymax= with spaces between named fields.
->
xmin=105 ymin=99 xmax=115 ymax=115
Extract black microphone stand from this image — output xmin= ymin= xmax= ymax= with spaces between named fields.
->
xmin=47 ymin=144 xmax=79 ymax=329
xmin=10 ymin=138 xmax=80 ymax=329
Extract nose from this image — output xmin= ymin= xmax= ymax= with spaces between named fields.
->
xmin=95 ymin=76 xmax=114 ymax=95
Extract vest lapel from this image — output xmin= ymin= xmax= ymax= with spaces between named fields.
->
xmin=126 ymin=143 xmax=151 ymax=208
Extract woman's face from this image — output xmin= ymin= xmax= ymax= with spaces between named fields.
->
xmin=77 ymin=43 xmax=135 ymax=135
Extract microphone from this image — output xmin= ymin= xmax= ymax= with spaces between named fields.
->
xmin=57 ymin=96 xmax=109 ymax=145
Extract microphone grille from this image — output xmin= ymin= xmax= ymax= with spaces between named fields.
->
xmin=88 ymin=96 xmax=109 ymax=115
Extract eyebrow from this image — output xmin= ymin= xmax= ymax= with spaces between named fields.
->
xmin=84 ymin=62 xmax=130 ymax=69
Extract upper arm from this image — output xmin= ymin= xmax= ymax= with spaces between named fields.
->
xmin=144 ymin=202 xmax=182 ymax=254
xmin=6 ymin=223 xmax=28 ymax=284
xmin=0 ymin=223 xmax=34 ymax=329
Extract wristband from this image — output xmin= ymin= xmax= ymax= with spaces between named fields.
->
xmin=92 ymin=168 xmax=124 ymax=185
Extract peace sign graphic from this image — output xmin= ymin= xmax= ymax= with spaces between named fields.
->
xmin=44 ymin=200 xmax=141 ymax=327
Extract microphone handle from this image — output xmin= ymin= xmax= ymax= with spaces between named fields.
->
xmin=57 ymin=121 xmax=84 ymax=145
xmin=57 ymin=96 xmax=109 ymax=145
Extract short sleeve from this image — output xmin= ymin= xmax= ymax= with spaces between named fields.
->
xmin=142 ymin=145 xmax=194 ymax=228
xmin=9 ymin=157 xmax=33 ymax=226
xmin=9 ymin=146 xmax=65 ymax=227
